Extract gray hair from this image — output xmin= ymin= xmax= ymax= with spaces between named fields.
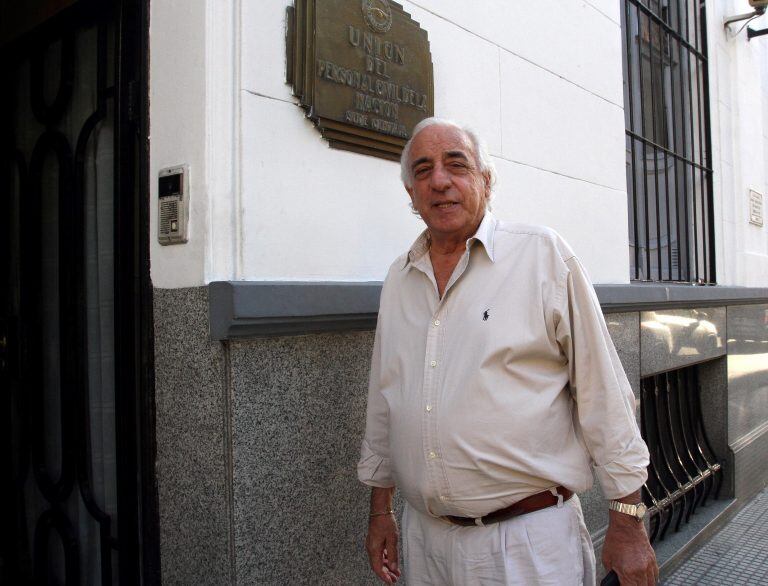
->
xmin=400 ymin=117 xmax=497 ymax=194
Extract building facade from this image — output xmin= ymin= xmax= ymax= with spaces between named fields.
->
xmin=3 ymin=0 xmax=768 ymax=584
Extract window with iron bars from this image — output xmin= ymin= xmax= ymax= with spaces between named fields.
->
xmin=621 ymin=0 xmax=715 ymax=283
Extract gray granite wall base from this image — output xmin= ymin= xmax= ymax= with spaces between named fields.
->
xmin=224 ymin=313 xmax=640 ymax=584
xmin=154 ymin=287 xmax=233 ymax=585
xmin=640 ymin=307 xmax=726 ymax=377
xmin=727 ymin=304 xmax=768 ymax=444
xmin=152 ymin=286 xmax=768 ymax=584
xmin=725 ymin=304 xmax=768 ymax=504
xmin=606 ymin=312 xmax=641 ymax=398
xmin=150 ymin=293 xmax=641 ymax=584
xmin=228 ymin=332 xmax=377 ymax=585
xmin=732 ymin=425 xmax=768 ymax=501
xmin=698 ymin=358 xmax=733 ymax=498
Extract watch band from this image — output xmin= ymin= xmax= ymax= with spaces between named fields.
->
xmin=608 ymin=500 xmax=647 ymax=520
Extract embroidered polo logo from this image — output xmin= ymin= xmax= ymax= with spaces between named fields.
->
xmin=483 ymin=309 xmax=490 ymax=321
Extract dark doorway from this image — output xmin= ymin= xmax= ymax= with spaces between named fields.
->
xmin=0 ymin=0 xmax=157 ymax=583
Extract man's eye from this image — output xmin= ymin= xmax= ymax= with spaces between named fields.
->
xmin=414 ymin=167 xmax=430 ymax=177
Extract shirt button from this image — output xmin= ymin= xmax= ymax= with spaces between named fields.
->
xmin=430 ymin=360 xmax=437 ymax=367
xmin=426 ymin=405 xmax=432 ymax=412
xmin=428 ymin=450 xmax=437 ymax=459
xmin=433 ymin=319 xmax=440 ymax=326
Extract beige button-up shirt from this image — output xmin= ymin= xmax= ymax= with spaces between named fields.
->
xmin=358 ymin=213 xmax=649 ymax=519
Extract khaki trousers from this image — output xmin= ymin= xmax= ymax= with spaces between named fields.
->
xmin=401 ymin=495 xmax=596 ymax=586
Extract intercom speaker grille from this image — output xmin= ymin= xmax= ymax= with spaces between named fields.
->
xmin=160 ymin=199 xmax=179 ymax=234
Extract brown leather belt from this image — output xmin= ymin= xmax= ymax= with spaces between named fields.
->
xmin=443 ymin=486 xmax=574 ymax=527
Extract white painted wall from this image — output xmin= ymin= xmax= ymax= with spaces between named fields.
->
xmin=149 ymin=0 xmax=208 ymax=287
xmin=149 ymin=0 xmax=240 ymax=288
xmin=148 ymin=0 xmax=768 ymax=288
xmin=709 ymin=0 xmax=768 ymax=286
xmin=237 ymin=0 xmax=629 ymax=284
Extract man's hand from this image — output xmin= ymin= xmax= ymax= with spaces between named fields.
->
xmin=602 ymin=493 xmax=658 ymax=586
xmin=366 ymin=513 xmax=401 ymax=583
xmin=366 ymin=486 xmax=401 ymax=583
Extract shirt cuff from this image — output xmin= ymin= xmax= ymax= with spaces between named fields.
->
xmin=593 ymin=435 xmax=650 ymax=499
xmin=357 ymin=439 xmax=395 ymax=488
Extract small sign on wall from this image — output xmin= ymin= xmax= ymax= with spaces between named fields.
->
xmin=749 ymin=189 xmax=764 ymax=227
xmin=286 ymin=0 xmax=434 ymax=161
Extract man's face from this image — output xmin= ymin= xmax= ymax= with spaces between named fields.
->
xmin=405 ymin=125 xmax=490 ymax=241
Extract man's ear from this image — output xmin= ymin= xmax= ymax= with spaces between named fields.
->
xmin=483 ymin=172 xmax=492 ymax=198
xmin=406 ymin=185 xmax=414 ymax=200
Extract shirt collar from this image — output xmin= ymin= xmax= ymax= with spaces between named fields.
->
xmin=401 ymin=211 xmax=497 ymax=270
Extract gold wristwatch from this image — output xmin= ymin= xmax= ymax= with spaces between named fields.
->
xmin=608 ymin=500 xmax=647 ymax=520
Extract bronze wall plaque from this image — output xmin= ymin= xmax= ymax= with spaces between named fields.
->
xmin=286 ymin=0 xmax=434 ymax=161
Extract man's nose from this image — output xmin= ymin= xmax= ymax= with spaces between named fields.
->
xmin=430 ymin=164 xmax=452 ymax=191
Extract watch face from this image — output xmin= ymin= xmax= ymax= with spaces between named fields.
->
xmin=636 ymin=503 xmax=647 ymax=519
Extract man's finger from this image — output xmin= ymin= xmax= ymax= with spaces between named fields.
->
xmin=613 ymin=569 xmax=627 ymax=585
xmin=644 ymin=554 xmax=658 ymax=585
xmin=386 ymin=534 xmax=400 ymax=575
xmin=379 ymin=552 xmax=396 ymax=584
xmin=616 ymin=564 xmax=653 ymax=586
xmin=367 ymin=540 xmax=391 ymax=583
xmin=372 ymin=557 xmax=393 ymax=584
xmin=381 ymin=551 xmax=398 ymax=584
xmin=649 ymin=562 xmax=659 ymax=586
xmin=368 ymin=540 xmax=398 ymax=583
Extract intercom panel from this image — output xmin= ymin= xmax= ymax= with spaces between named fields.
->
xmin=158 ymin=165 xmax=189 ymax=245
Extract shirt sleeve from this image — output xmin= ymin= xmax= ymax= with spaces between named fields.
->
xmin=554 ymin=255 xmax=650 ymax=499
xmin=357 ymin=320 xmax=396 ymax=488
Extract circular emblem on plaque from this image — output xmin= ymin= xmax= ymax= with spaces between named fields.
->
xmin=362 ymin=0 xmax=392 ymax=34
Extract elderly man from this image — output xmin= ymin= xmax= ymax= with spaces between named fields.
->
xmin=357 ymin=118 xmax=658 ymax=585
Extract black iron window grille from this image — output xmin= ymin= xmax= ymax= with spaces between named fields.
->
xmin=640 ymin=366 xmax=722 ymax=543
xmin=621 ymin=0 xmax=715 ymax=283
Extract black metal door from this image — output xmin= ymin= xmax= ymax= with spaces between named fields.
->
xmin=0 ymin=1 xmax=155 ymax=584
